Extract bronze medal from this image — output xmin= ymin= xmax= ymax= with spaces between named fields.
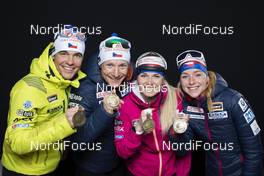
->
xmin=105 ymin=94 xmax=120 ymax=109
xmin=173 ymin=119 xmax=188 ymax=134
xmin=73 ymin=106 xmax=86 ymax=128
xmin=142 ymin=110 xmax=155 ymax=133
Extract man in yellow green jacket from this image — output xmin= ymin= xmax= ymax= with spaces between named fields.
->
xmin=1 ymin=25 xmax=86 ymax=176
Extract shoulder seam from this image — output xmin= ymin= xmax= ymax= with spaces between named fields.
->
xmin=22 ymin=76 xmax=47 ymax=93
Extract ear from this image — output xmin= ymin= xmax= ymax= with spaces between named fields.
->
xmin=126 ymin=64 xmax=133 ymax=81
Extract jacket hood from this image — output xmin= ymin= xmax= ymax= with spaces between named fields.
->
xmin=30 ymin=43 xmax=86 ymax=88
xmin=84 ymin=52 xmax=103 ymax=83
xmin=212 ymin=72 xmax=228 ymax=98
xmin=129 ymin=81 xmax=167 ymax=109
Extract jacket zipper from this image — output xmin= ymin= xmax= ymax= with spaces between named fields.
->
xmin=63 ymin=89 xmax=68 ymax=112
xmin=63 ymin=100 xmax=66 ymax=113
xmin=153 ymin=129 xmax=162 ymax=176
xmin=204 ymin=111 xmax=223 ymax=176
xmin=35 ymin=150 xmax=39 ymax=164
xmin=44 ymin=150 xmax=48 ymax=166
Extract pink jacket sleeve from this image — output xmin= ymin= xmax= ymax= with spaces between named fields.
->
xmin=114 ymin=108 xmax=142 ymax=159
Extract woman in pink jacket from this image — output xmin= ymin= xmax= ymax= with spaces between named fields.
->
xmin=114 ymin=51 xmax=191 ymax=176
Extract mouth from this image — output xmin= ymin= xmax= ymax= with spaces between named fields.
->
xmin=61 ymin=65 xmax=75 ymax=72
xmin=188 ymin=86 xmax=199 ymax=90
xmin=108 ymin=75 xmax=125 ymax=82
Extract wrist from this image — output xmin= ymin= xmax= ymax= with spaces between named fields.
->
xmin=103 ymin=103 xmax=114 ymax=114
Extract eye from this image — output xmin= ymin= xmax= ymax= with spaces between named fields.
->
xmin=140 ymin=74 xmax=147 ymax=78
xmin=58 ymin=51 xmax=68 ymax=55
xmin=105 ymin=63 xmax=114 ymax=68
xmin=153 ymin=74 xmax=161 ymax=78
xmin=119 ymin=64 xmax=128 ymax=69
xmin=106 ymin=63 xmax=113 ymax=67
xmin=181 ymin=75 xmax=189 ymax=79
xmin=74 ymin=53 xmax=83 ymax=58
xmin=194 ymin=72 xmax=203 ymax=78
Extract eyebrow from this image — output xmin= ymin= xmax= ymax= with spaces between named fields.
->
xmin=119 ymin=63 xmax=128 ymax=66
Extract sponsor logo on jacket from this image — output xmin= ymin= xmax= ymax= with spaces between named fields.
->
xmin=189 ymin=114 xmax=205 ymax=119
xmin=96 ymin=91 xmax=108 ymax=99
xmin=114 ymin=126 xmax=124 ymax=132
xmin=23 ymin=100 xmax=32 ymax=109
xmin=47 ymin=105 xmax=63 ymax=114
xmin=12 ymin=123 xmax=30 ymax=129
xmin=69 ymin=93 xmax=83 ymax=102
xmin=238 ymin=98 xmax=248 ymax=112
xmin=16 ymin=109 xmax=34 ymax=117
xmin=13 ymin=116 xmax=34 ymax=123
xmin=243 ymin=108 xmax=255 ymax=123
xmin=47 ymin=94 xmax=58 ymax=102
xmin=250 ymin=120 xmax=261 ymax=135
xmin=210 ymin=102 xmax=224 ymax=111
xmin=187 ymin=106 xmax=204 ymax=113
xmin=208 ymin=111 xmax=228 ymax=119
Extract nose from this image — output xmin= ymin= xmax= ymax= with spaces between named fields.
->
xmin=113 ymin=67 xmax=119 ymax=77
xmin=66 ymin=55 xmax=74 ymax=65
xmin=146 ymin=77 xmax=154 ymax=85
xmin=189 ymin=75 xmax=194 ymax=84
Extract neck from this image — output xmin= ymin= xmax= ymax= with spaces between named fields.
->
xmin=142 ymin=94 xmax=157 ymax=104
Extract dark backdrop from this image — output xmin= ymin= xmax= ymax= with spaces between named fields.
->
xmin=1 ymin=1 xmax=262 ymax=176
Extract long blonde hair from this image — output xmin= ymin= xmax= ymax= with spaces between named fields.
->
xmin=177 ymin=71 xmax=216 ymax=112
xmin=160 ymin=81 xmax=178 ymax=135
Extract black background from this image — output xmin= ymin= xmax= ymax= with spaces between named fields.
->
xmin=1 ymin=1 xmax=263 ymax=175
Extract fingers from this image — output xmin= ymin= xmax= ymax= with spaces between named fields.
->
xmin=78 ymin=104 xmax=85 ymax=111
xmin=65 ymin=106 xmax=79 ymax=128
xmin=103 ymin=93 xmax=121 ymax=114
xmin=132 ymin=119 xmax=144 ymax=135
xmin=176 ymin=112 xmax=189 ymax=122
xmin=119 ymin=99 xmax=124 ymax=105
xmin=68 ymin=106 xmax=79 ymax=114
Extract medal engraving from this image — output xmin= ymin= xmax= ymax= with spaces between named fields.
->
xmin=142 ymin=109 xmax=155 ymax=133
xmin=73 ymin=110 xmax=86 ymax=127
xmin=173 ymin=119 xmax=188 ymax=133
xmin=105 ymin=94 xmax=120 ymax=109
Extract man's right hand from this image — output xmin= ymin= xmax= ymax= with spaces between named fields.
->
xmin=103 ymin=92 xmax=123 ymax=114
xmin=66 ymin=106 xmax=79 ymax=128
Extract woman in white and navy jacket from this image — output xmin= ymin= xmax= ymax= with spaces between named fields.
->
xmin=169 ymin=50 xmax=263 ymax=176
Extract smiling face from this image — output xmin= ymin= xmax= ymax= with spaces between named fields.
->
xmin=100 ymin=60 xmax=129 ymax=87
xmin=180 ymin=69 xmax=209 ymax=98
xmin=53 ymin=51 xmax=83 ymax=80
xmin=137 ymin=72 xmax=164 ymax=99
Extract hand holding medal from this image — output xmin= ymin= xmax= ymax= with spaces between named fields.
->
xmin=68 ymin=103 xmax=86 ymax=128
xmin=103 ymin=89 xmax=121 ymax=114
xmin=173 ymin=112 xmax=189 ymax=134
